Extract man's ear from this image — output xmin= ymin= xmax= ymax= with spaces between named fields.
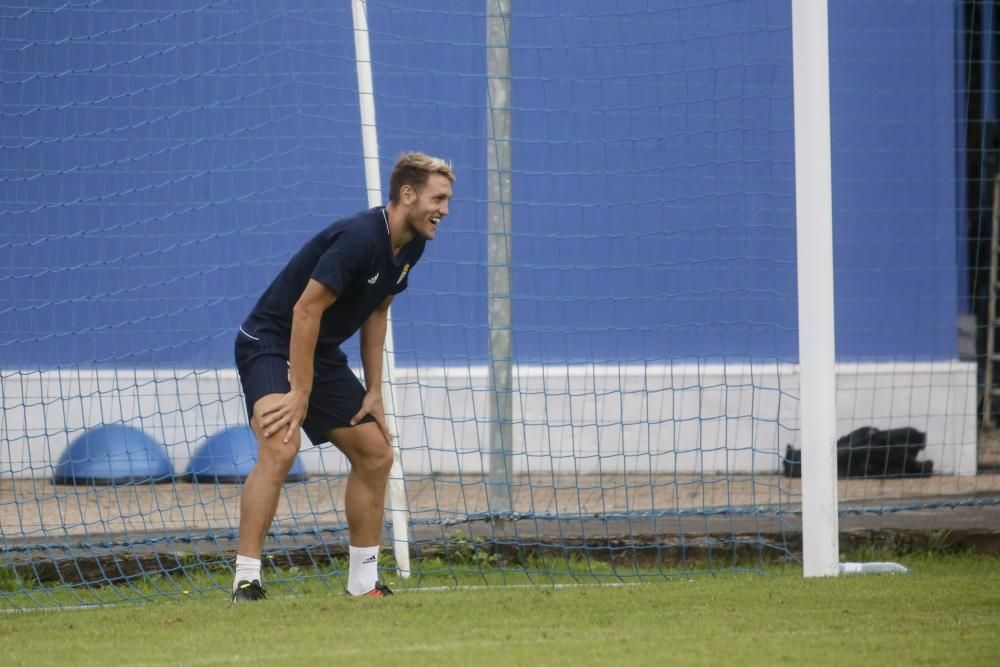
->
xmin=400 ymin=184 xmax=417 ymax=205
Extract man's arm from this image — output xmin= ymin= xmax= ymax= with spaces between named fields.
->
xmin=260 ymin=278 xmax=337 ymax=443
xmin=350 ymin=294 xmax=394 ymax=445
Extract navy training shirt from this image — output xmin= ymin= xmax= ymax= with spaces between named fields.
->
xmin=240 ymin=207 xmax=425 ymax=362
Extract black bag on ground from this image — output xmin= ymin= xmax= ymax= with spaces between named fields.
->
xmin=782 ymin=426 xmax=933 ymax=479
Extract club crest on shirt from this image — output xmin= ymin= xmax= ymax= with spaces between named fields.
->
xmin=397 ymin=264 xmax=410 ymax=285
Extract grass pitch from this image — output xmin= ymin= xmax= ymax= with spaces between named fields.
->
xmin=2 ymin=554 xmax=998 ymax=666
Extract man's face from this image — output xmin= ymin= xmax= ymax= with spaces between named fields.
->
xmin=403 ymin=174 xmax=452 ymax=240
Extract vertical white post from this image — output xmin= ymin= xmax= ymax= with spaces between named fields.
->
xmin=351 ymin=0 xmax=411 ymax=578
xmin=792 ymin=0 xmax=840 ymax=577
xmin=353 ymin=0 xmax=383 ymax=211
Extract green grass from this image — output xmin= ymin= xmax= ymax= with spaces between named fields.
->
xmin=0 ymin=550 xmax=646 ymax=608
xmin=2 ymin=553 xmax=998 ymax=666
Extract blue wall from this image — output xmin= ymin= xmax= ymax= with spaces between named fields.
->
xmin=0 ymin=1 xmax=958 ymax=368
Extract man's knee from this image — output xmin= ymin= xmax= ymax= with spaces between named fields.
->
xmin=357 ymin=440 xmax=393 ymax=478
xmin=329 ymin=422 xmax=393 ymax=477
xmin=253 ymin=418 xmax=302 ymax=476
xmin=250 ymin=406 xmax=302 ymax=473
xmin=347 ymin=429 xmax=393 ymax=478
xmin=255 ymin=432 xmax=301 ymax=471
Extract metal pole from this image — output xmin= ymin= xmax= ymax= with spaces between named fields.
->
xmin=981 ymin=1 xmax=998 ymax=429
xmin=486 ymin=0 xmax=513 ymax=513
xmin=984 ymin=176 xmax=1000 ymax=428
xmin=792 ymin=0 xmax=840 ymax=577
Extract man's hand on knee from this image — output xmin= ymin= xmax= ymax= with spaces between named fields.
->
xmin=350 ymin=391 xmax=392 ymax=446
xmin=259 ymin=389 xmax=309 ymax=443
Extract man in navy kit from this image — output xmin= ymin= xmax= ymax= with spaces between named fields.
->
xmin=231 ymin=152 xmax=454 ymax=601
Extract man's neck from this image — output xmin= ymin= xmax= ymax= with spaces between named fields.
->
xmin=384 ymin=202 xmax=414 ymax=254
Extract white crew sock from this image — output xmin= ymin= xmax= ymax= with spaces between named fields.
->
xmin=346 ymin=545 xmax=379 ymax=596
xmin=234 ymin=555 xmax=262 ymax=591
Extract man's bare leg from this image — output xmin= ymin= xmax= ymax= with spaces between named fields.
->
xmin=233 ymin=393 xmax=301 ymax=597
xmin=329 ymin=421 xmax=393 ymax=594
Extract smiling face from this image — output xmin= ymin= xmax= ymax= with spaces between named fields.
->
xmin=402 ymin=173 xmax=453 ymax=241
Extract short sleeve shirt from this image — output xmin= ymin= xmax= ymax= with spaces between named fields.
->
xmin=240 ymin=207 xmax=424 ymax=361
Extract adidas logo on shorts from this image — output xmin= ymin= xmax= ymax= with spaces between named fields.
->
xmin=367 ymin=272 xmax=379 ymax=284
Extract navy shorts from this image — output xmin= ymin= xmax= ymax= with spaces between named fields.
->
xmin=234 ymin=330 xmax=374 ymax=445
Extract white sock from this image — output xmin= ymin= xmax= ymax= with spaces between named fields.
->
xmin=346 ymin=545 xmax=379 ymax=596
xmin=234 ymin=555 xmax=261 ymax=591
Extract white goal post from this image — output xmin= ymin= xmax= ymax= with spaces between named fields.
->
xmin=792 ymin=0 xmax=839 ymax=577
xmin=351 ymin=0 xmax=411 ymax=578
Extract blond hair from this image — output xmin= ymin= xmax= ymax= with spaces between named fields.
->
xmin=388 ymin=152 xmax=455 ymax=203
